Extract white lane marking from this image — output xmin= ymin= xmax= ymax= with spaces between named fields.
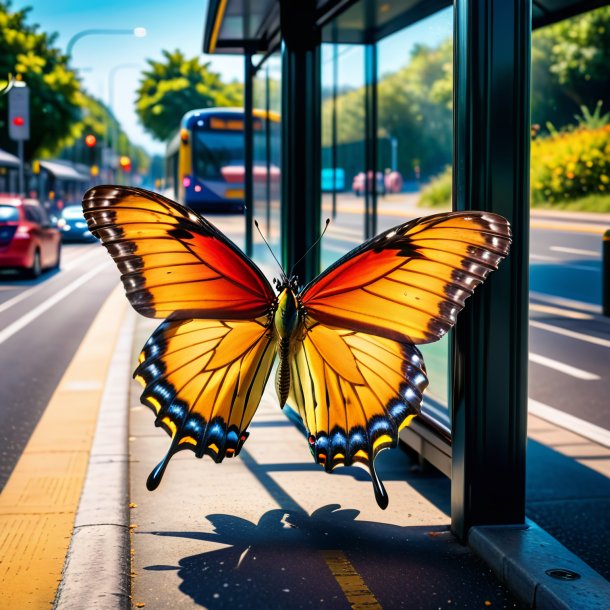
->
xmin=550 ymin=246 xmax=599 ymax=257
xmin=323 ymin=244 xmax=352 ymax=254
xmin=529 ymin=399 xmax=610 ymax=449
xmin=327 ymin=225 xmax=363 ymax=238
xmin=530 ymin=256 xmax=599 ymax=271
xmin=530 ymin=253 xmax=558 ymax=262
xmin=0 ymin=247 xmax=101 ymax=315
xmin=529 ymin=352 xmax=600 ymax=380
xmin=529 ymin=303 xmax=593 ymax=320
xmin=529 ymin=320 xmax=610 ymax=349
xmin=530 ymin=292 xmax=600 ymax=314
xmin=0 ymin=261 xmax=109 ymax=346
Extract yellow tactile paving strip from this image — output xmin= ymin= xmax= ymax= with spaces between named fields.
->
xmin=0 ymin=285 xmax=127 ymax=608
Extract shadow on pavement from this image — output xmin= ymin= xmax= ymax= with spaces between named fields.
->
xmin=143 ymin=505 xmax=526 ymax=610
xmin=526 ymin=438 xmax=610 ymax=579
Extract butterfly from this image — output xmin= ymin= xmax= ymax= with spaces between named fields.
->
xmin=83 ymin=186 xmax=511 ymax=509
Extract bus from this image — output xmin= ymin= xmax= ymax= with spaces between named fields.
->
xmin=165 ymin=107 xmax=280 ymax=213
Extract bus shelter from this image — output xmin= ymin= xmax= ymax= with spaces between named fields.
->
xmin=203 ymin=0 xmax=606 ymax=545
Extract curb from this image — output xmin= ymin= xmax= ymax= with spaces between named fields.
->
xmin=54 ymin=310 xmax=136 ymax=610
xmin=470 ymin=519 xmax=610 ymax=610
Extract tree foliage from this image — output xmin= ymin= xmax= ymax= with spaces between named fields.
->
xmin=135 ymin=50 xmax=243 ymax=142
xmin=532 ymin=6 xmax=610 ymax=131
xmin=0 ymin=2 xmax=82 ymax=158
xmin=322 ymin=39 xmax=453 ymax=180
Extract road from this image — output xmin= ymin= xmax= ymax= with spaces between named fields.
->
xmin=0 ymin=243 xmax=118 ymax=489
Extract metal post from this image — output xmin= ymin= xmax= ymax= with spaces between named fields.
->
xmin=265 ymin=65 xmax=272 ymax=239
xmin=331 ymin=42 xmax=338 ymax=220
xmin=279 ymin=0 xmax=321 ymax=284
xmin=364 ymin=42 xmax=378 ymax=239
xmin=450 ymin=0 xmax=531 ymax=541
xmin=244 ymin=51 xmax=254 ymax=258
xmin=17 ymin=140 xmax=24 ymax=196
xmin=602 ymin=229 xmax=610 ymax=317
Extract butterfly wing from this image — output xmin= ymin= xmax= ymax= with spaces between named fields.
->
xmin=135 ymin=317 xmax=277 ymax=490
xmin=83 ymin=186 xmax=275 ymax=319
xmin=291 ymin=211 xmax=511 ymax=507
xmin=83 ymin=186 xmax=279 ymax=488
xmin=301 ymin=211 xmax=511 ymax=344
xmin=289 ymin=318 xmax=428 ymax=509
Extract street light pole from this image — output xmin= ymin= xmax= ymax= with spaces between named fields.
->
xmin=66 ymin=27 xmax=146 ymax=58
xmin=107 ymin=63 xmax=141 ymax=182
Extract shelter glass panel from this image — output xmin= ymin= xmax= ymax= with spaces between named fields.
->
xmin=377 ymin=6 xmax=454 ymax=430
xmin=252 ymin=53 xmax=282 ymax=276
xmin=320 ymin=41 xmax=366 ymax=269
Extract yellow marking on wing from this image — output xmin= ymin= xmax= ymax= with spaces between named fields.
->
xmin=208 ymin=443 xmax=219 ymax=453
xmin=147 ymin=396 xmax=162 ymax=413
xmin=373 ymin=434 xmax=393 ymax=451
xmin=179 ymin=436 xmax=197 ymax=446
xmin=398 ymin=413 xmax=418 ymax=430
xmin=161 ymin=417 xmax=176 ymax=436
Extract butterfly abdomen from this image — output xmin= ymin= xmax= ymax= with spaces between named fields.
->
xmin=275 ymin=337 xmax=292 ymax=407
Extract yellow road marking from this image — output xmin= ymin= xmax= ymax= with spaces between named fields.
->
xmin=529 ymin=303 xmax=593 ymax=319
xmin=321 ymin=202 xmax=607 ymax=234
xmin=0 ymin=286 xmax=127 ymax=608
xmin=321 ymin=549 xmax=382 ymax=609
xmin=530 ymin=220 xmax=606 ymax=235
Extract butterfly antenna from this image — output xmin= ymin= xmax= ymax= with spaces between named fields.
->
xmin=289 ymin=218 xmax=331 ymax=278
xmin=254 ymin=220 xmax=285 ymax=278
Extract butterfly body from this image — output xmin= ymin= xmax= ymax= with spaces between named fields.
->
xmin=273 ymin=282 xmax=305 ymax=407
xmin=83 ymin=186 xmax=512 ymax=509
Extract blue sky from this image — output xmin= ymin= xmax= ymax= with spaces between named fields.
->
xmin=12 ymin=1 xmax=451 ymax=155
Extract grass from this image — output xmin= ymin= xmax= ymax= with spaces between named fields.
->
xmin=530 ymin=193 xmax=610 ymax=213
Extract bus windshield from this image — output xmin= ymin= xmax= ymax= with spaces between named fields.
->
xmin=192 ymin=126 xmax=280 ymax=180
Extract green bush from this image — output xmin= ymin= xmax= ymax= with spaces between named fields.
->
xmin=418 ymin=166 xmax=452 ymax=208
xmin=531 ymin=125 xmax=610 ymax=204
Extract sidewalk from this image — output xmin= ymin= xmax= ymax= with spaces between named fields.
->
xmin=52 ymin=305 xmax=610 ymax=609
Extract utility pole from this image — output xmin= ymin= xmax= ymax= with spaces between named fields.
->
xmin=8 ymin=82 xmax=30 ymax=195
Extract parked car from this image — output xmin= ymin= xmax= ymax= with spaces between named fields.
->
xmin=57 ymin=205 xmax=95 ymax=242
xmin=0 ymin=195 xmax=61 ymax=278
xmin=352 ymin=170 xmax=403 ymax=195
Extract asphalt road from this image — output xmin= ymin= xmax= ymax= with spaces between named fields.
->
xmin=0 ymin=243 xmax=119 ymax=489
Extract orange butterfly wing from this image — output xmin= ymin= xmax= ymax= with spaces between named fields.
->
xmin=83 ymin=186 xmax=278 ymax=489
xmin=135 ymin=318 xmax=277 ymax=489
xmin=301 ymin=211 xmax=511 ymax=344
xmin=290 ymin=212 xmax=511 ymax=507
xmin=83 ymin=186 xmax=275 ymax=319
xmin=289 ymin=319 xmax=427 ymax=508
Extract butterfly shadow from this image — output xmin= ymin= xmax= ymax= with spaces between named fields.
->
xmin=142 ymin=504 xmax=480 ymax=610
xmin=138 ymin=439 xmax=464 ymax=609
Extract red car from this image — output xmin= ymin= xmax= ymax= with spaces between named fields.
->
xmin=0 ymin=195 xmax=61 ymax=278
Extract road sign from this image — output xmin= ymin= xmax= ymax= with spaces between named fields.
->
xmin=8 ymin=84 xmax=30 ymax=141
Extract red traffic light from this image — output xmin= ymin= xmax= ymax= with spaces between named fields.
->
xmin=85 ymin=134 xmax=97 ymax=147
xmin=12 ymin=116 xmax=25 ymax=126
xmin=119 ymin=156 xmax=132 ymax=172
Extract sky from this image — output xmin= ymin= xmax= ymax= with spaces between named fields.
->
xmin=11 ymin=1 xmax=452 ymax=156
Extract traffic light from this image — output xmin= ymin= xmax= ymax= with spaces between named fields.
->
xmin=8 ymin=85 xmax=30 ymax=141
xmin=85 ymin=134 xmax=97 ymax=148
xmin=119 ymin=156 xmax=132 ymax=173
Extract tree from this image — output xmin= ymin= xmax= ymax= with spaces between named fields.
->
xmin=321 ymin=38 xmax=453 ymax=180
xmin=0 ymin=2 xmax=82 ymax=158
xmin=532 ymin=6 xmax=610 ymax=130
xmin=135 ymin=50 xmax=243 ymax=142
